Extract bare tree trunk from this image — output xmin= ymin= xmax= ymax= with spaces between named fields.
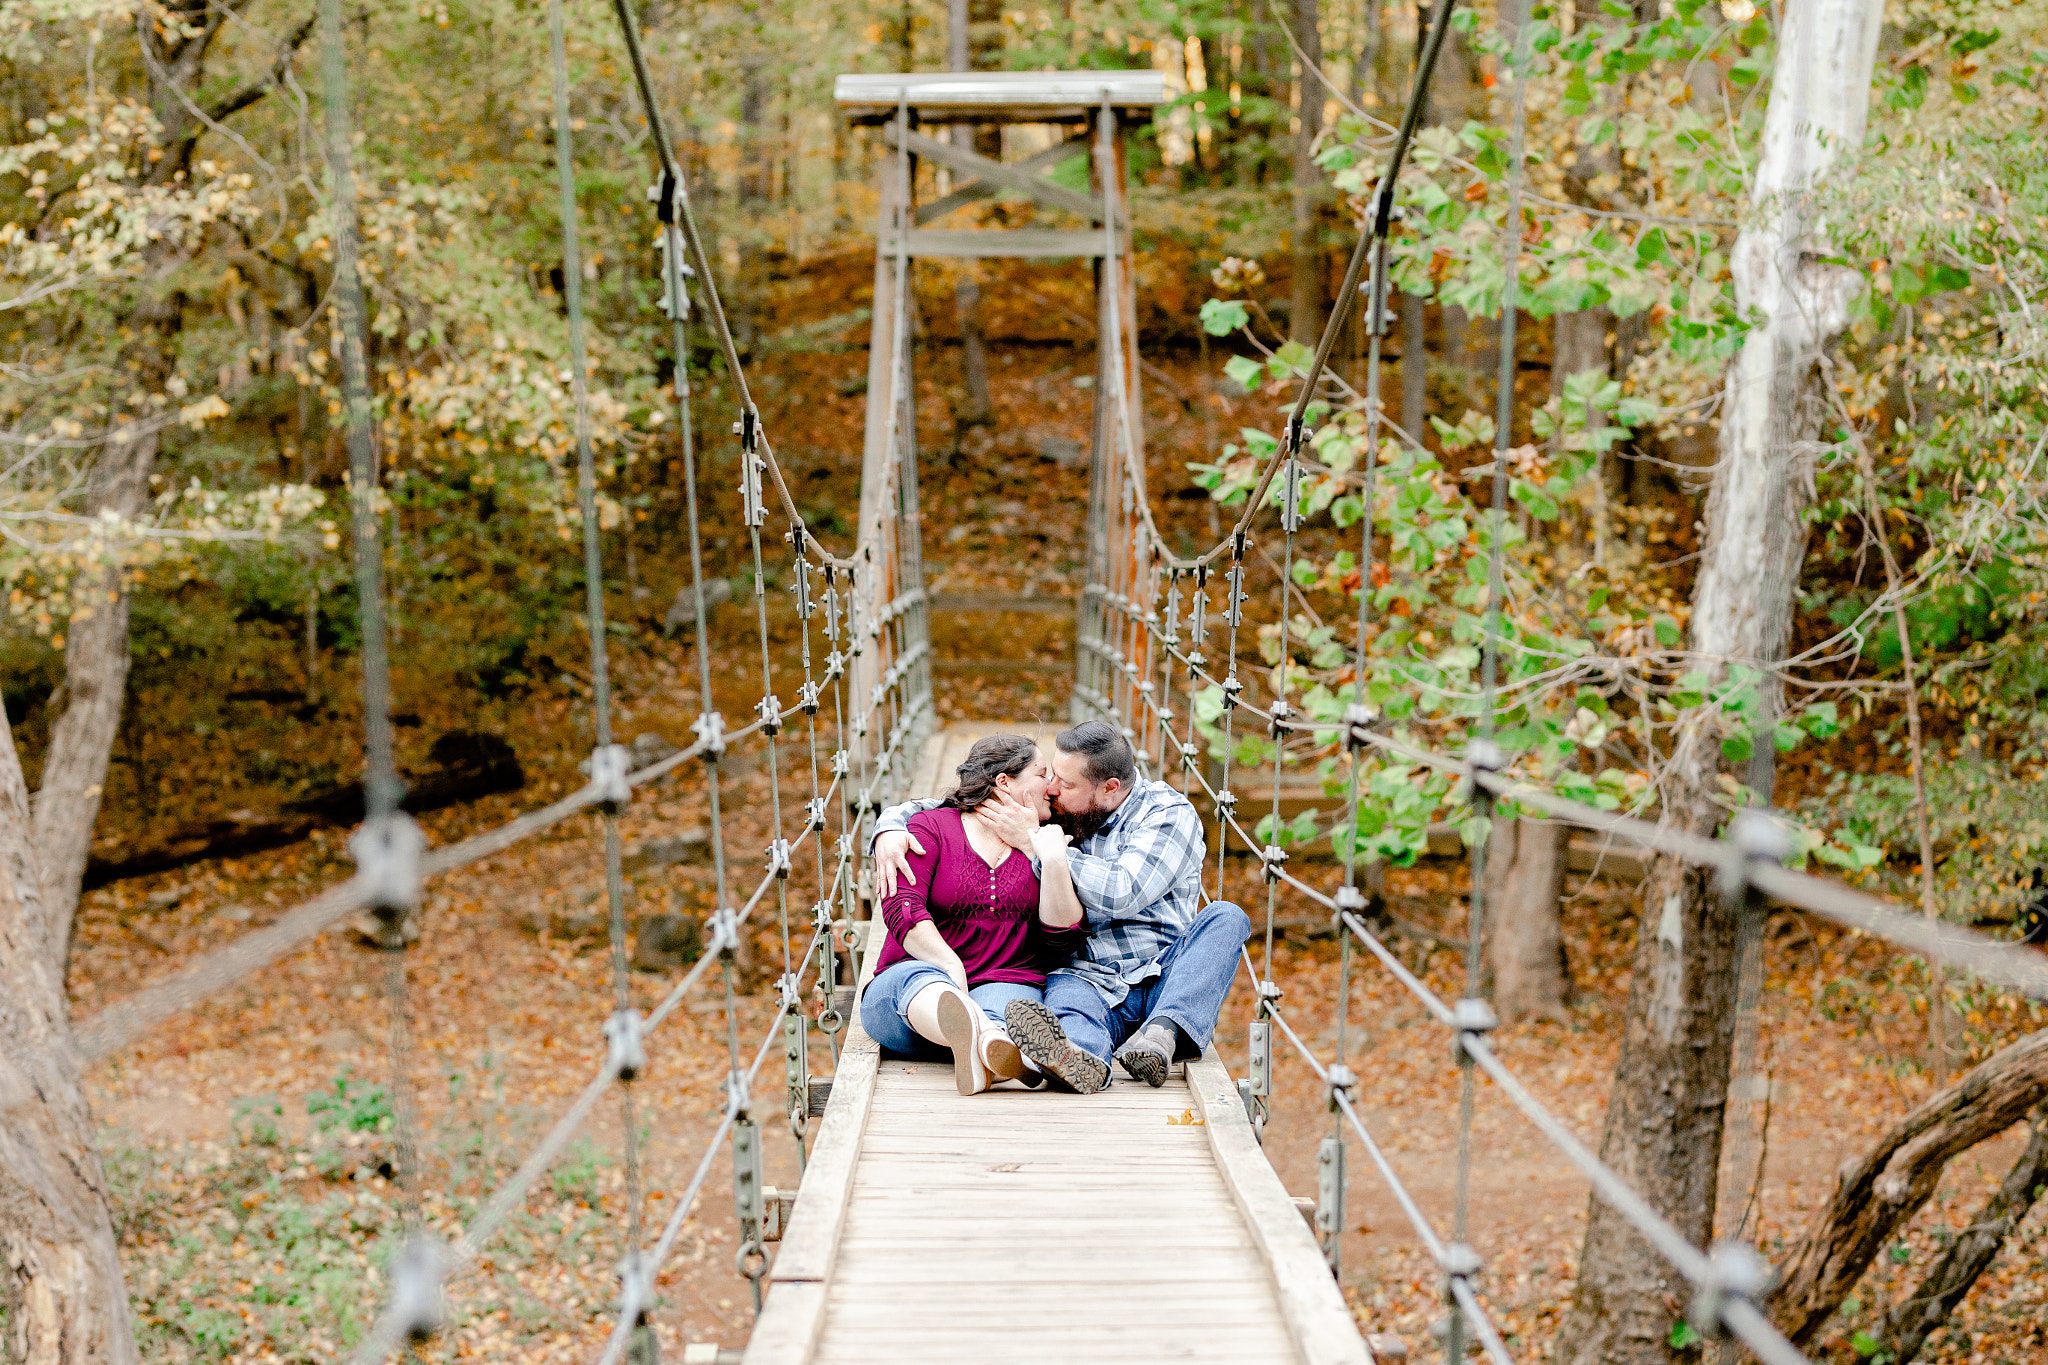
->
xmin=34 ymin=424 xmax=157 ymax=971
xmin=1765 ymin=1030 xmax=2048 ymax=1344
xmin=1550 ymin=310 xmax=1608 ymax=395
xmin=946 ymin=0 xmax=997 ymax=426
xmin=2 ymin=713 xmax=138 ymax=1364
xmin=1400 ymin=292 xmax=1427 ymax=437
xmin=1557 ymin=5 xmax=1883 ymax=1360
xmin=1287 ymin=0 xmax=1324 ymax=345
xmin=734 ymin=55 xmax=771 ymax=351
xmin=1490 ymin=818 xmax=1571 ymax=1024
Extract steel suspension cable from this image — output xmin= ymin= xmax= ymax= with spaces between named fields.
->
xmin=317 ymin=0 xmax=432 ymax=1312
xmin=546 ymin=9 xmax=655 ymax=1358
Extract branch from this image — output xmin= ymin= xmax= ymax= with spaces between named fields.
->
xmin=206 ymin=12 xmax=318 ymax=124
xmin=1883 ymin=1105 xmax=2048 ymax=1363
xmin=1763 ymin=1028 xmax=2048 ymax=1345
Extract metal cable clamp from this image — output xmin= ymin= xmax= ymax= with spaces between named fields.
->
xmin=585 ymin=744 xmax=633 ymax=810
xmin=756 ymin=694 xmax=783 ymax=737
xmin=603 ymin=1009 xmax=646 ymax=1083
xmin=1451 ymin=996 xmax=1498 ymax=1067
xmin=383 ymin=1236 xmax=447 ymax=1341
xmin=691 ymin=710 xmax=727 ymax=760
xmin=1341 ymin=702 xmax=1379 ymax=753
xmin=615 ymin=1248 xmax=655 ymax=1324
xmin=766 ymin=838 xmax=792 ymax=880
xmin=351 ymin=813 xmax=426 ymax=944
xmin=1223 ymin=565 xmax=1248 ymax=626
xmin=705 ymin=907 xmax=740 ymax=958
xmin=1268 ymin=700 xmax=1294 ymax=739
xmin=1719 ymin=808 xmax=1793 ymax=912
xmin=1688 ymin=1241 xmax=1773 ymax=1341
xmin=1461 ymin=736 xmax=1503 ymax=804
xmin=1260 ymin=844 xmax=1290 ymax=884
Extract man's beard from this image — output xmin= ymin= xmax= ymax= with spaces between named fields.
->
xmin=1053 ymin=804 xmax=1112 ymax=841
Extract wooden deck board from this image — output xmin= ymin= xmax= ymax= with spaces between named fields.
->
xmin=743 ymin=723 xmax=1374 ymax=1365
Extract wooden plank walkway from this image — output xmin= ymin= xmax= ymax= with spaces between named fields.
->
xmin=743 ymin=725 xmax=1374 ymax=1365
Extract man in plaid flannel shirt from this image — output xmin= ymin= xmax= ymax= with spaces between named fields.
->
xmin=871 ymin=720 xmax=1250 ymax=1094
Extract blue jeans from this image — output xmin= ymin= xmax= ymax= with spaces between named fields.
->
xmin=1043 ymin=901 xmax=1251 ymax=1067
xmin=861 ymin=959 xmax=1045 ymax=1061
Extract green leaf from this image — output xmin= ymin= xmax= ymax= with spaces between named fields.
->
xmin=1668 ymin=1320 xmax=1702 ymax=1350
xmin=1926 ymin=264 xmax=1971 ymax=293
xmin=1851 ymin=1329 xmax=1884 ymax=1357
xmin=1721 ymin=732 xmax=1754 ymax=763
xmin=1635 ymin=227 xmax=1668 ymax=267
xmin=1224 ymin=355 xmax=1265 ymax=390
xmin=1651 ymin=614 xmax=1681 ymax=647
xmin=1800 ymin=701 xmax=1839 ymax=739
xmin=1271 ymin=340 xmax=1315 ymax=376
xmin=1200 ymin=299 xmax=1250 ymax=337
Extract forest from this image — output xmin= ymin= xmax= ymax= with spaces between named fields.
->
xmin=2 ymin=0 xmax=2047 ymax=1360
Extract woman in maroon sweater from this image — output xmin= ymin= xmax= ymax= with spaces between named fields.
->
xmin=861 ymin=734 xmax=1086 ymax=1094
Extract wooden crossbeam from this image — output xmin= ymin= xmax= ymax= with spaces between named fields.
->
xmin=880 ymin=229 xmax=1111 ymax=259
xmin=915 ymin=133 xmax=1091 ymax=226
xmin=889 ymin=122 xmax=1102 ymax=224
xmin=836 ymin=70 xmax=1166 ymax=124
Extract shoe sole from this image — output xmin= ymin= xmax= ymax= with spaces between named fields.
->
xmin=984 ymin=1033 xmax=1027 ymax=1083
xmin=1003 ymin=999 xmax=1109 ymax=1095
xmin=937 ymin=992 xmax=991 ymax=1096
xmin=1116 ymin=1045 xmax=1169 ymax=1088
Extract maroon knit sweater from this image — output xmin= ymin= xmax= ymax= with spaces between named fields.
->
xmin=875 ymin=807 xmax=1086 ymax=986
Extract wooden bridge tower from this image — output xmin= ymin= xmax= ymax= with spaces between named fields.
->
xmin=833 ymin=71 xmax=1168 ymax=803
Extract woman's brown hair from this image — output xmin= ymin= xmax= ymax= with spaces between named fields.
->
xmin=937 ymin=734 xmax=1039 ymax=813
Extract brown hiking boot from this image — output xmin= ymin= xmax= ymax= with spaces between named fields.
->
xmin=1003 ymin=998 xmax=1109 ymax=1095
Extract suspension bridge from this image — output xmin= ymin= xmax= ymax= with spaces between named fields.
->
xmin=55 ymin=0 xmax=2048 ymax=1362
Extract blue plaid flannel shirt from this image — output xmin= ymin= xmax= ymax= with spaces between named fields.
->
xmin=872 ymin=779 xmax=1208 ymax=1005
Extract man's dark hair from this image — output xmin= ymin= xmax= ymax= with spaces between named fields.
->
xmin=1057 ymin=720 xmax=1137 ymax=788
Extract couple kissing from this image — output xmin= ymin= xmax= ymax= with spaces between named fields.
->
xmin=860 ymin=720 xmax=1252 ymax=1096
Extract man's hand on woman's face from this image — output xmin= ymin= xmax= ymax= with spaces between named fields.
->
xmin=872 ymin=828 xmax=926 ymax=899
xmin=981 ymin=791 xmax=1040 ymax=852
